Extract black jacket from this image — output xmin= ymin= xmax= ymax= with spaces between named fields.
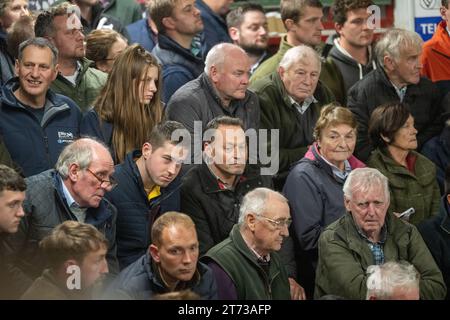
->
xmin=105 ymin=150 xmax=181 ymax=270
xmin=180 ymin=163 xmax=272 ymax=255
xmin=105 ymin=253 xmax=218 ymax=300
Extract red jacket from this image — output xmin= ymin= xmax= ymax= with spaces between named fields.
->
xmin=421 ymin=21 xmax=450 ymax=83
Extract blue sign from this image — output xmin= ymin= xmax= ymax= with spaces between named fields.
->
xmin=415 ymin=16 xmax=442 ymax=41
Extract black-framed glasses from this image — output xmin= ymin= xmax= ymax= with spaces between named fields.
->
xmin=257 ymin=215 xmax=292 ymax=229
xmin=85 ymin=168 xmax=118 ymax=190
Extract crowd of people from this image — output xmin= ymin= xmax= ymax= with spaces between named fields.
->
xmin=0 ymin=0 xmax=449 ymax=300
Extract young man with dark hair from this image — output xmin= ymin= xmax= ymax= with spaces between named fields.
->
xmin=320 ymin=0 xmax=376 ymax=105
xmin=150 ymin=0 xmax=204 ymax=103
xmin=227 ymin=3 xmax=270 ymax=75
xmin=105 ymin=121 xmax=189 ymax=270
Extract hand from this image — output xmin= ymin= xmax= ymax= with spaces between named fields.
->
xmin=288 ymin=277 xmax=306 ymax=300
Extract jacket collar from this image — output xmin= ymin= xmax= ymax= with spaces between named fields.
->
xmin=52 ymin=170 xmax=113 ymax=226
xmin=439 ymin=197 xmax=450 ymax=234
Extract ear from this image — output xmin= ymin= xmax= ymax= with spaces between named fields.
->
xmin=228 ymin=27 xmax=240 ymax=42
xmin=149 ymin=244 xmax=160 ymax=263
xmin=383 ymin=55 xmax=395 ymax=72
xmin=440 ymin=6 xmax=448 ymax=20
xmin=246 ymin=212 xmax=258 ymax=232
xmin=51 ymin=64 xmax=59 ymax=81
xmin=210 ymin=65 xmax=220 ymax=83
xmin=62 ymin=259 xmax=78 ymax=275
xmin=278 ymin=66 xmax=286 ymax=81
xmin=142 ymin=142 xmax=153 ymax=159
xmin=161 ymin=16 xmax=175 ymax=31
xmin=344 ymin=196 xmax=352 ymax=212
xmin=67 ymin=163 xmax=80 ymax=182
xmin=284 ymin=18 xmax=295 ymax=32
xmin=14 ymin=59 xmax=19 ymax=76
xmin=447 ymin=194 xmax=450 ymax=205
xmin=334 ymin=22 xmax=343 ymax=35
xmin=380 ymin=134 xmax=391 ymax=144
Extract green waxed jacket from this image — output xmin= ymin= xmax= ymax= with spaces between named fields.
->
xmin=50 ymin=58 xmax=107 ymax=112
xmin=367 ymin=148 xmax=440 ymax=225
xmin=315 ymin=212 xmax=446 ymax=300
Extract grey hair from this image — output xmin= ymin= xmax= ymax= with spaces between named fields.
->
xmin=366 ymin=261 xmax=419 ymax=300
xmin=238 ymin=188 xmax=288 ymax=225
xmin=18 ymin=37 xmax=59 ymax=67
xmin=375 ymin=28 xmax=423 ymax=67
xmin=279 ymin=45 xmax=321 ymax=72
xmin=55 ymin=138 xmax=109 ymax=179
xmin=343 ymin=168 xmax=390 ymax=202
xmin=204 ymin=43 xmax=247 ymax=75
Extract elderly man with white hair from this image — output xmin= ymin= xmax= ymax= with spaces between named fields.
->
xmin=348 ymin=28 xmax=445 ymax=162
xmin=250 ymin=45 xmax=335 ymax=190
xmin=166 ymin=42 xmax=260 ymax=163
xmin=314 ymin=167 xmax=446 ymax=300
xmin=203 ymin=187 xmax=306 ymax=300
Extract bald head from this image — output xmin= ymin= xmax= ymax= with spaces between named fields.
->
xmin=205 ymin=43 xmax=248 ymax=75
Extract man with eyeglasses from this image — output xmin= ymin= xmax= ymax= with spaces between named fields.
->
xmin=105 ymin=121 xmax=189 ymax=270
xmin=2 ymin=138 xmax=119 ymax=298
xmin=35 ymin=2 xmax=107 ymax=112
xmin=203 ymin=188 xmax=305 ymax=300
xmin=314 ymin=168 xmax=446 ymax=300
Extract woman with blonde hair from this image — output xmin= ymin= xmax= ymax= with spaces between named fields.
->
xmin=81 ymin=44 xmax=163 ymax=163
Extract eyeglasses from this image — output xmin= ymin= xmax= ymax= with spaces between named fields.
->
xmin=85 ymin=168 xmax=118 ymax=190
xmin=257 ymin=215 xmax=292 ymax=229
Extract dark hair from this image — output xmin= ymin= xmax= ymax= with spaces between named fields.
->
xmin=443 ymin=0 xmax=449 ymax=8
xmin=332 ymin=0 xmax=374 ymax=25
xmin=204 ymin=116 xmax=244 ymax=133
xmin=226 ymin=3 xmax=265 ymax=29
xmin=0 ymin=165 xmax=26 ymax=194
xmin=18 ymin=37 xmax=59 ymax=66
xmin=281 ymin=0 xmax=323 ymax=24
xmin=149 ymin=0 xmax=176 ymax=35
xmin=368 ymin=103 xmax=411 ymax=149
xmin=35 ymin=2 xmax=75 ymax=38
xmin=147 ymin=121 xmax=187 ymax=150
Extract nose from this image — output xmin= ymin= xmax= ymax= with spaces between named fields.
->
xmin=241 ymin=73 xmax=249 ymax=86
xmin=182 ymin=251 xmax=194 ymax=264
xmin=31 ymin=65 xmax=39 ymax=77
xmin=318 ymin=19 xmax=324 ymax=31
xmin=280 ymin=223 xmax=289 ymax=237
xmin=194 ymin=7 xmax=201 ymax=17
xmin=100 ymin=258 xmax=109 ymax=274
xmin=167 ymin=161 xmax=178 ymax=175
xmin=148 ymin=80 xmax=157 ymax=93
xmin=259 ymin=25 xmax=268 ymax=36
xmin=16 ymin=205 xmax=25 ymax=218
xmin=20 ymin=7 xmax=29 ymax=17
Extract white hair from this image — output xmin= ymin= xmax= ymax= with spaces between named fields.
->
xmin=238 ymin=188 xmax=288 ymax=225
xmin=343 ymin=168 xmax=390 ymax=203
xmin=366 ymin=261 xmax=419 ymax=299
xmin=279 ymin=44 xmax=321 ymax=72
xmin=375 ymin=28 xmax=423 ymax=67
xmin=204 ymin=42 xmax=247 ymax=75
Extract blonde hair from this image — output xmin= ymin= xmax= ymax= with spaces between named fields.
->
xmin=151 ymin=212 xmax=196 ymax=247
